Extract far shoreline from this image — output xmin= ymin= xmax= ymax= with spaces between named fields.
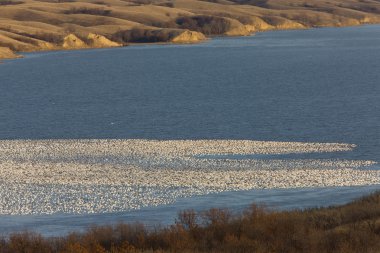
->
xmin=2 ymin=23 xmax=380 ymax=62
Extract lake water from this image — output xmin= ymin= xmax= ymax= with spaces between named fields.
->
xmin=0 ymin=25 xmax=379 ymax=235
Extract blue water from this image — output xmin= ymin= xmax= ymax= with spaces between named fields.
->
xmin=0 ymin=25 xmax=379 ymax=235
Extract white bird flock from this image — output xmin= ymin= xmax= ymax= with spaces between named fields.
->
xmin=0 ymin=139 xmax=378 ymax=215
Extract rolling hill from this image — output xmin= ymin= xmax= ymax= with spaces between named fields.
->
xmin=1 ymin=0 xmax=380 ymax=58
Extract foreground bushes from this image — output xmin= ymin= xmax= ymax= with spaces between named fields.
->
xmin=1 ymin=192 xmax=380 ymax=253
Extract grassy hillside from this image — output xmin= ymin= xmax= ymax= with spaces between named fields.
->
xmin=1 ymin=0 xmax=380 ymax=58
xmin=1 ymin=191 xmax=380 ymax=252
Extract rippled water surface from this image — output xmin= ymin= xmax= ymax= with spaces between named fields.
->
xmin=0 ymin=25 xmax=379 ymax=235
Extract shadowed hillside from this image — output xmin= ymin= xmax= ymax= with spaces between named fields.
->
xmin=1 ymin=191 xmax=380 ymax=252
xmin=1 ymin=0 xmax=380 ymax=58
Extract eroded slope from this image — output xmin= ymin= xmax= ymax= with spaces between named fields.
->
xmin=1 ymin=0 xmax=380 ymax=58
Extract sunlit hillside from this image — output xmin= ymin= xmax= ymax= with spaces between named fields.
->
xmin=1 ymin=0 xmax=380 ymax=58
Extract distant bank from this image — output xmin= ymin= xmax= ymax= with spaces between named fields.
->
xmin=1 ymin=0 xmax=380 ymax=60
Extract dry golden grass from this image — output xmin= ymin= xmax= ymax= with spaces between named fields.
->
xmin=1 ymin=191 xmax=380 ymax=253
xmin=1 ymin=0 xmax=380 ymax=58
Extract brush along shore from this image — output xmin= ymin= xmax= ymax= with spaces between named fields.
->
xmin=1 ymin=191 xmax=380 ymax=252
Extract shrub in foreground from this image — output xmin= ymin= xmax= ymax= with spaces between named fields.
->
xmin=1 ymin=192 xmax=380 ymax=253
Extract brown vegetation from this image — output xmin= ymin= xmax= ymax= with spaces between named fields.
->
xmin=112 ymin=28 xmax=173 ymax=43
xmin=111 ymin=28 xmax=204 ymax=43
xmin=63 ymin=7 xmax=112 ymax=16
xmin=1 ymin=192 xmax=380 ymax=253
xmin=0 ymin=0 xmax=23 ymax=5
xmin=176 ymin=15 xmax=233 ymax=35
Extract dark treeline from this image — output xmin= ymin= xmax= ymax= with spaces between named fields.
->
xmin=151 ymin=15 xmax=235 ymax=36
xmin=112 ymin=29 xmax=173 ymax=43
xmin=175 ymin=16 xmax=232 ymax=35
xmin=0 ymin=0 xmax=23 ymax=5
xmin=1 ymin=192 xmax=380 ymax=253
xmin=63 ymin=7 xmax=112 ymax=16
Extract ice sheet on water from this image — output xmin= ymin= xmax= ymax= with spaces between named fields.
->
xmin=0 ymin=139 xmax=377 ymax=215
